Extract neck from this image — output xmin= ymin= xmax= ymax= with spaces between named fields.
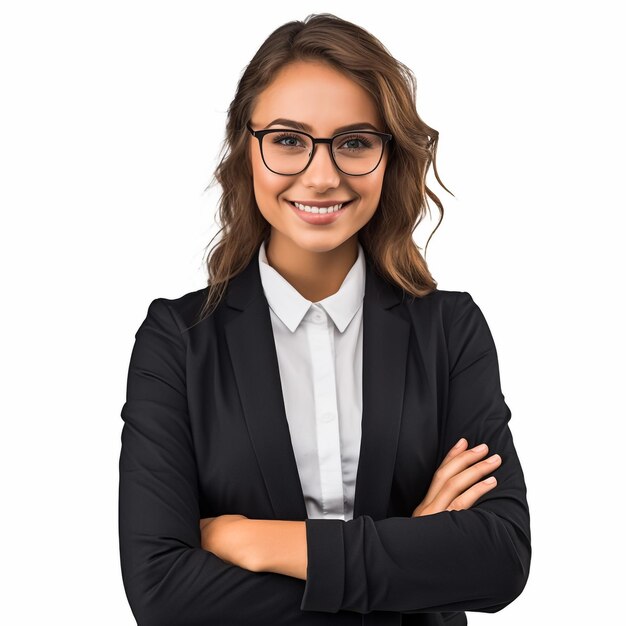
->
xmin=265 ymin=233 xmax=358 ymax=302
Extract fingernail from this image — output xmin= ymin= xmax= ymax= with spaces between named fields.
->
xmin=483 ymin=477 xmax=496 ymax=484
xmin=473 ymin=443 xmax=487 ymax=453
xmin=454 ymin=438 xmax=465 ymax=448
xmin=486 ymin=454 xmax=500 ymax=463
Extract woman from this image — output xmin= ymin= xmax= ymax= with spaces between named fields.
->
xmin=118 ymin=13 xmax=531 ymax=626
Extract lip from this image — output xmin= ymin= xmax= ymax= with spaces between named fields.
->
xmin=287 ymin=198 xmax=354 ymax=225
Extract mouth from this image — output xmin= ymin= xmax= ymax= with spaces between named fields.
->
xmin=287 ymin=199 xmax=355 ymax=214
xmin=286 ymin=198 xmax=356 ymax=225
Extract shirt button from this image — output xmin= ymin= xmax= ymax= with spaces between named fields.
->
xmin=321 ymin=411 xmax=334 ymax=422
xmin=313 ymin=312 xmax=324 ymax=322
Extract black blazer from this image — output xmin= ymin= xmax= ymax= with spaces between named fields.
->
xmin=118 ymin=248 xmax=531 ymax=626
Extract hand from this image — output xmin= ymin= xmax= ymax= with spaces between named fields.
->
xmin=412 ymin=438 xmax=501 ymax=517
xmin=199 ymin=514 xmax=250 ymax=568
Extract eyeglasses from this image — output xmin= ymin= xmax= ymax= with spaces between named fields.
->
xmin=246 ymin=122 xmax=393 ymax=176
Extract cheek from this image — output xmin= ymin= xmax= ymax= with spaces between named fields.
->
xmin=250 ymin=148 xmax=265 ymax=185
xmin=368 ymin=167 xmax=387 ymax=200
xmin=250 ymin=160 xmax=291 ymax=211
xmin=254 ymin=171 xmax=287 ymax=201
xmin=354 ymin=173 xmax=385 ymax=203
xmin=250 ymin=150 xmax=282 ymax=197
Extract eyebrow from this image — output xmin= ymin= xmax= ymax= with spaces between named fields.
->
xmin=264 ymin=118 xmax=381 ymax=134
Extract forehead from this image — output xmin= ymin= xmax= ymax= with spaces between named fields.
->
xmin=251 ymin=61 xmax=382 ymax=134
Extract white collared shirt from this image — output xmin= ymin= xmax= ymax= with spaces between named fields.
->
xmin=258 ymin=239 xmax=365 ymax=521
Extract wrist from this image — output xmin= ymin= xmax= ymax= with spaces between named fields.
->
xmin=236 ymin=519 xmax=307 ymax=579
xmin=238 ymin=519 xmax=267 ymax=572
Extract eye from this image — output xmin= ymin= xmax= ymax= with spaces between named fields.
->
xmin=336 ymin=134 xmax=375 ymax=151
xmin=272 ymin=132 xmax=306 ymax=148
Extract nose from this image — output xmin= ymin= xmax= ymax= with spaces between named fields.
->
xmin=300 ymin=142 xmax=342 ymax=188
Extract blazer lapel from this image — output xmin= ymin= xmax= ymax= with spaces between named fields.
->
xmin=224 ymin=246 xmax=410 ymax=521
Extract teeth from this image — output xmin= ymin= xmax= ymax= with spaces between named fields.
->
xmin=292 ymin=201 xmax=345 ymax=214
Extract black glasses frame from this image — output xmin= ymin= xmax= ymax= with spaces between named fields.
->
xmin=246 ymin=122 xmax=393 ymax=177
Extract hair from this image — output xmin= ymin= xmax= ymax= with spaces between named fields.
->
xmin=195 ymin=12 xmax=453 ymax=325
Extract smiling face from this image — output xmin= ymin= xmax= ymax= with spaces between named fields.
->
xmin=247 ymin=60 xmax=388 ymax=261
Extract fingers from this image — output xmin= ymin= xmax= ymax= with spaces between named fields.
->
xmin=445 ymin=444 xmax=501 ymax=492
xmin=421 ymin=440 xmax=488 ymax=503
xmin=446 ymin=475 xmax=498 ymax=511
xmin=428 ymin=446 xmax=501 ymax=511
xmin=436 ymin=442 xmax=497 ymax=487
xmin=411 ymin=438 xmax=502 ymax=518
xmin=440 ymin=437 xmax=469 ymax=465
xmin=415 ymin=441 xmax=501 ymax=515
xmin=418 ymin=438 xmax=469 ymax=502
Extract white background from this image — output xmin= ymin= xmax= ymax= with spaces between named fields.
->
xmin=1 ymin=1 xmax=624 ymax=624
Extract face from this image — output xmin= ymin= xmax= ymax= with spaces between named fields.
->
xmin=247 ymin=60 xmax=389 ymax=257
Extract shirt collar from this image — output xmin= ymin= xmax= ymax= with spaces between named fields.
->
xmin=258 ymin=238 xmax=366 ymax=333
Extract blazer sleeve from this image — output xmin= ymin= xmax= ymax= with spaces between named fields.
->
xmin=118 ymin=299 xmax=329 ymax=626
xmin=300 ymin=291 xmax=532 ymax=615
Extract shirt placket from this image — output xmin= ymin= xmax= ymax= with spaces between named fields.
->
xmin=306 ymin=303 xmax=344 ymax=518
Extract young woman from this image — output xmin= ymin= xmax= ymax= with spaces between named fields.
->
xmin=118 ymin=13 xmax=531 ymax=626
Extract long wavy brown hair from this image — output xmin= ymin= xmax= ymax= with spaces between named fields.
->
xmin=195 ymin=12 xmax=453 ymax=324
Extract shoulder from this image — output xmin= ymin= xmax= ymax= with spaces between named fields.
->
xmin=403 ymin=288 xmax=493 ymax=353
xmin=404 ymin=288 xmax=476 ymax=326
xmin=144 ymin=286 xmax=210 ymax=336
xmin=417 ymin=290 xmax=497 ymax=369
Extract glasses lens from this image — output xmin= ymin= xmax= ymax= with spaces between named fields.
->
xmin=262 ymin=131 xmax=313 ymax=175
xmin=332 ymin=132 xmax=384 ymax=175
xmin=261 ymin=130 xmax=384 ymax=175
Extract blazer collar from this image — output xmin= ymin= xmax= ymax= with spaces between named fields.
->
xmin=224 ymin=241 xmax=410 ymax=521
